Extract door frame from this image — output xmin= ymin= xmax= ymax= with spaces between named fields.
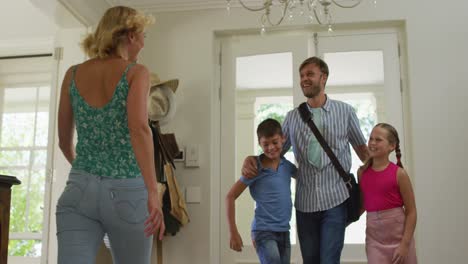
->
xmin=211 ymin=24 xmax=410 ymax=264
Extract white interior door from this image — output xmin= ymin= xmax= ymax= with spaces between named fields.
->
xmin=220 ymin=32 xmax=309 ymax=264
xmin=315 ymin=31 xmax=405 ymax=262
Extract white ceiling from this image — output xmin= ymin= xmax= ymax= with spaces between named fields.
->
xmin=114 ymin=0 xmax=231 ymax=11
xmin=0 ymin=0 xmax=84 ymax=56
xmin=0 ymin=0 xmax=253 ymax=55
xmin=0 ymin=0 xmax=55 ymax=56
xmin=1 ymin=0 xmax=55 ymax=41
xmin=59 ymin=0 xmax=261 ymax=26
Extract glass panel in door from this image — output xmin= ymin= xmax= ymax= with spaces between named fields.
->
xmin=220 ymin=33 xmax=309 ymax=264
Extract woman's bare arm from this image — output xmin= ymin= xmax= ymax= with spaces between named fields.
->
xmin=127 ymin=64 xmax=165 ymax=239
xmin=57 ymin=67 xmax=76 ymax=164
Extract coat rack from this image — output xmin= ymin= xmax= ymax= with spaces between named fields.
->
xmin=150 ymin=120 xmax=189 ymax=264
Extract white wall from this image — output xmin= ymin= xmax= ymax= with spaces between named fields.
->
xmin=0 ymin=0 xmax=56 ymax=57
xmin=404 ymin=1 xmax=468 ymax=261
xmin=137 ymin=0 xmax=468 ymax=263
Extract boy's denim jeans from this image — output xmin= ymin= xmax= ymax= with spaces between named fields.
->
xmin=296 ymin=201 xmax=347 ymax=264
xmin=252 ymin=230 xmax=291 ymax=264
xmin=56 ymin=169 xmax=152 ymax=264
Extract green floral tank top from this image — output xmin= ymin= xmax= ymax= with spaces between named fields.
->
xmin=70 ymin=63 xmax=142 ymax=178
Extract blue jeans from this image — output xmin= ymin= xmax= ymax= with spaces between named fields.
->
xmin=56 ymin=170 xmax=152 ymax=264
xmin=252 ymin=230 xmax=291 ymax=264
xmin=296 ymin=202 xmax=347 ymax=264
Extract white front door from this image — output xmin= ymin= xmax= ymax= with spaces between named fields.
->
xmin=218 ymin=29 xmax=405 ymax=264
xmin=219 ymin=32 xmax=309 ymax=264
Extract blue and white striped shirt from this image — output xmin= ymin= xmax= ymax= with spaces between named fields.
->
xmin=282 ymin=96 xmax=366 ymax=212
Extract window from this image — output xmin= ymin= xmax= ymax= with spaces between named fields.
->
xmin=236 ymin=52 xmax=293 ymax=89
xmin=0 ymin=57 xmax=53 ymax=259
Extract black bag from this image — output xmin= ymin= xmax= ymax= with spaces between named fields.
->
xmin=298 ymin=103 xmax=361 ymax=224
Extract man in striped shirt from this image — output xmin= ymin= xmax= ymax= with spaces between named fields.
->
xmin=242 ymin=56 xmax=368 ymax=264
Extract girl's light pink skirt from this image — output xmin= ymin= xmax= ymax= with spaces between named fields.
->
xmin=366 ymin=207 xmax=417 ymax=264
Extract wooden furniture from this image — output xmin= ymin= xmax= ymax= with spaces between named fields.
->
xmin=95 ymin=242 xmax=113 ymax=264
xmin=156 ymin=239 xmax=162 ymax=263
xmin=0 ymin=175 xmax=21 ymax=264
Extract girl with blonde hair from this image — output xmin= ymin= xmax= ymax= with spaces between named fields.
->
xmin=358 ymin=123 xmax=417 ymax=264
xmin=56 ymin=6 xmax=163 ymax=263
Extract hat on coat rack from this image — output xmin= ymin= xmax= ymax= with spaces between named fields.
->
xmin=148 ymin=73 xmax=179 ymax=126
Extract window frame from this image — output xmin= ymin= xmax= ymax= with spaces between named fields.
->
xmin=0 ymin=56 xmax=54 ymax=262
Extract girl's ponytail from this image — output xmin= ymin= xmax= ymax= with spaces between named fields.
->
xmin=395 ymin=142 xmax=403 ymax=168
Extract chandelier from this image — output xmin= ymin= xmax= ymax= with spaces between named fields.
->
xmin=226 ymin=0 xmax=364 ymax=33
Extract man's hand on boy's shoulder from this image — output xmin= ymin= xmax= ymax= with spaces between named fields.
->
xmin=291 ymin=162 xmax=298 ymax=179
xmin=242 ymin=155 xmax=258 ymax=179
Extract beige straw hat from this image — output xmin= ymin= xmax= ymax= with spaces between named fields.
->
xmin=150 ymin=73 xmax=178 ymax=93
xmin=147 ymin=73 xmax=179 ymax=125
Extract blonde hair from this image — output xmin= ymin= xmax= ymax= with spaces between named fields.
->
xmin=360 ymin=123 xmax=404 ymax=172
xmin=82 ymin=6 xmax=154 ymax=59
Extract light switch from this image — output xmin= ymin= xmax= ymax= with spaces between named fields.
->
xmin=185 ymin=186 xmax=201 ymax=204
xmin=185 ymin=144 xmax=199 ymax=167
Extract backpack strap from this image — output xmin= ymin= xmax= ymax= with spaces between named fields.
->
xmin=298 ymin=102 xmax=353 ymax=187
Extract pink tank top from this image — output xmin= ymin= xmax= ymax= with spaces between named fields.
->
xmin=360 ymin=162 xmax=404 ymax=212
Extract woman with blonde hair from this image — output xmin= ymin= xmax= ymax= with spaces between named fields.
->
xmin=56 ymin=6 xmax=164 ymax=263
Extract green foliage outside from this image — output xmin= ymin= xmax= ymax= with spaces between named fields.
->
xmin=255 ymin=103 xmax=293 ymax=126
xmin=0 ymin=111 xmax=47 ymax=257
xmin=343 ymin=100 xmax=376 ymax=139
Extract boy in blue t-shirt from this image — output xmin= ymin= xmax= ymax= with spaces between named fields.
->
xmin=226 ymin=118 xmax=297 ymax=264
